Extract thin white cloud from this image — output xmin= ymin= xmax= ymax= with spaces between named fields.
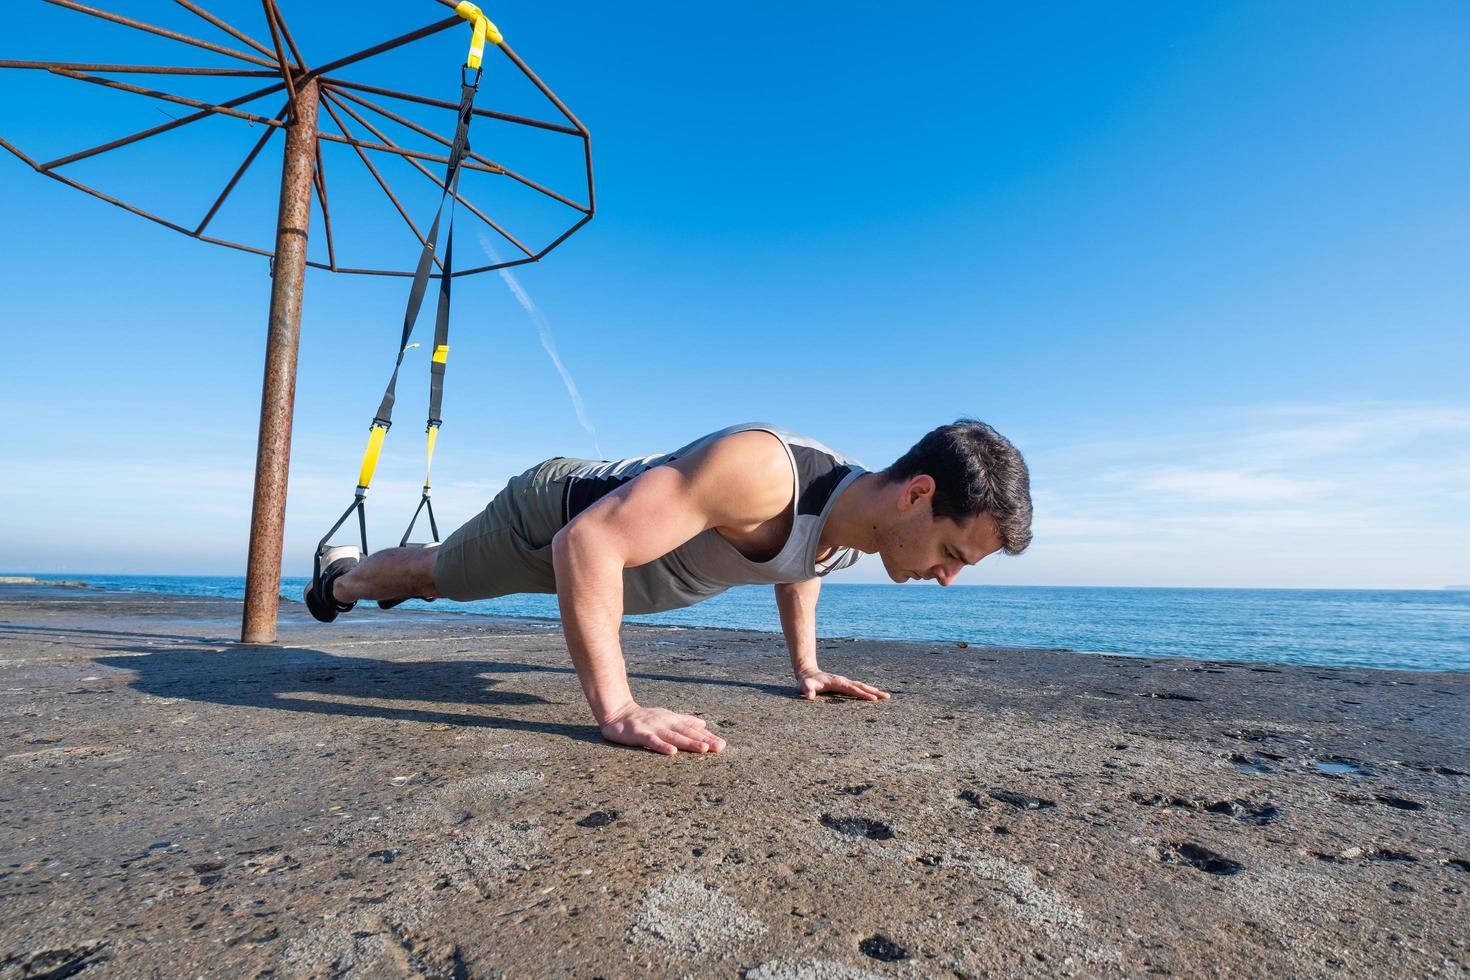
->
xmin=1240 ymin=403 xmax=1470 ymax=459
xmin=972 ymin=401 xmax=1470 ymax=588
xmin=0 ymin=453 xmax=509 ymax=576
xmin=1133 ymin=467 xmax=1331 ymax=504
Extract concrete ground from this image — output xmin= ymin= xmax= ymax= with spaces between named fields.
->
xmin=1 ymin=583 xmax=1467 ymax=978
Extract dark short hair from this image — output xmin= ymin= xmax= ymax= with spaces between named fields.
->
xmin=883 ymin=419 xmax=1033 ymax=555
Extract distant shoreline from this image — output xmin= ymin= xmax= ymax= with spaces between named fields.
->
xmin=0 ymin=575 xmax=88 ymax=588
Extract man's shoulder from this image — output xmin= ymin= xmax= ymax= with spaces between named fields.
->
xmin=700 ymin=428 xmax=793 ymax=486
xmin=697 ymin=424 xmax=865 ymax=508
xmin=656 ymin=428 xmax=791 ymax=528
xmin=702 ymin=423 xmax=858 ymax=466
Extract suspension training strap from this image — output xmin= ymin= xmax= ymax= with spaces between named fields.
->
xmin=399 ymin=79 xmax=473 ymax=546
xmin=426 ymin=77 xmax=474 ymax=482
xmin=321 ymin=7 xmax=497 ymax=563
xmin=423 ymin=214 xmax=454 ymax=490
xmin=352 ymin=76 xmax=478 ymax=500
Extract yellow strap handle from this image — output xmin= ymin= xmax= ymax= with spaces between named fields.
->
xmin=432 ymin=344 xmax=449 ymax=364
xmin=454 ymin=2 xmax=503 ymax=70
xmin=423 ymin=424 xmax=441 ymax=488
xmin=357 ymin=422 xmax=389 ymax=490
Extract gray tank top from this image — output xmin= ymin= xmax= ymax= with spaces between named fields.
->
xmin=561 ymin=424 xmax=866 ymax=614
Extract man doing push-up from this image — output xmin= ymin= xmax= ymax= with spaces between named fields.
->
xmin=305 ymin=419 xmax=1032 ymax=755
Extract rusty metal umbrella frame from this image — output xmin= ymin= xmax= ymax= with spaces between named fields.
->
xmin=1 ymin=0 xmax=595 ymax=275
xmin=1 ymin=0 xmax=595 ymax=641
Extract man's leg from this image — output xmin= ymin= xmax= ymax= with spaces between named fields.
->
xmin=307 ymin=457 xmax=576 ymax=623
xmin=332 ymin=546 xmax=440 ymax=603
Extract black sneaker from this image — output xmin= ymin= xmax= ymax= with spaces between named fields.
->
xmin=305 ymin=545 xmax=360 ymax=623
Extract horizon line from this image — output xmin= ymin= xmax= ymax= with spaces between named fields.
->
xmin=4 ymin=573 xmax=1463 ymax=594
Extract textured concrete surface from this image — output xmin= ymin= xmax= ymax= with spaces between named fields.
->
xmin=1 ymin=583 xmax=1467 ymax=978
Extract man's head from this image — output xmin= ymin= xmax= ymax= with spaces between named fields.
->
xmin=873 ymin=419 xmax=1032 ymax=585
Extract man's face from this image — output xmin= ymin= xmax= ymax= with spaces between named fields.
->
xmin=873 ymin=476 xmax=1005 ymax=586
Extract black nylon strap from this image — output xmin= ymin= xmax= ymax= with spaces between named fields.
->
xmin=428 ymin=218 xmax=453 ymax=426
xmin=428 ymin=79 xmax=476 ymax=426
xmin=371 ymin=79 xmax=477 ymax=428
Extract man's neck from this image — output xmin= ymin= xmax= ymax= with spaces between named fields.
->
xmin=818 ymin=471 xmax=886 ymax=555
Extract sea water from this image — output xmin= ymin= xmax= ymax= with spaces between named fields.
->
xmin=18 ymin=575 xmax=1469 ymax=673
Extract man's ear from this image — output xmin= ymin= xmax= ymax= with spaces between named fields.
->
xmin=898 ymin=474 xmax=936 ymax=511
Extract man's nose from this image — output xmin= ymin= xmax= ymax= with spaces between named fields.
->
xmin=933 ymin=565 xmax=958 ymax=587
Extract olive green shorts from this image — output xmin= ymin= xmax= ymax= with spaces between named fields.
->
xmin=432 ymin=456 xmax=590 ymax=601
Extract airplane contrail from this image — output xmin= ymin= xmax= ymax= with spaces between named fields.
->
xmin=479 ymin=233 xmax=602 ymax=458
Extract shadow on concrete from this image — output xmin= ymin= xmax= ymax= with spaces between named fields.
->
xmin=88 ymin=637 xmax=794 ymax=745
xmin=0 ymin=623 xmax=226 ymax=645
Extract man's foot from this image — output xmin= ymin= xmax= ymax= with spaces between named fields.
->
xmin=305 ymin=545 xmax=361 ymax=623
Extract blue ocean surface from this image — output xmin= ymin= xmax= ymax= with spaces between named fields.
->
xmin=16 ymin=574 xmax=1469 ymax=672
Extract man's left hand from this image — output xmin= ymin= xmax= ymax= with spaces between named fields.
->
xmin=795 ymin=670 xmax=891 ymax=702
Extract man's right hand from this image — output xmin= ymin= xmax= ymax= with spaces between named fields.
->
xmin=599 ymin=704 xmax=727 ymax=756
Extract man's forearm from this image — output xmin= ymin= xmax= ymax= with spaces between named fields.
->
xmin=552 ymin=527 xmax=635 ymax=724
xmin=775 ymin=579 xmax=821 ymax=676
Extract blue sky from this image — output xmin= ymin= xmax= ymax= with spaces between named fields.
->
xmin=1 ymin=1 xmax=1467 ymax=588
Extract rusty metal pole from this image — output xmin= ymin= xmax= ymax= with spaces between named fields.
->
xmin=242 ymin=77 xmax=319 ymax=643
